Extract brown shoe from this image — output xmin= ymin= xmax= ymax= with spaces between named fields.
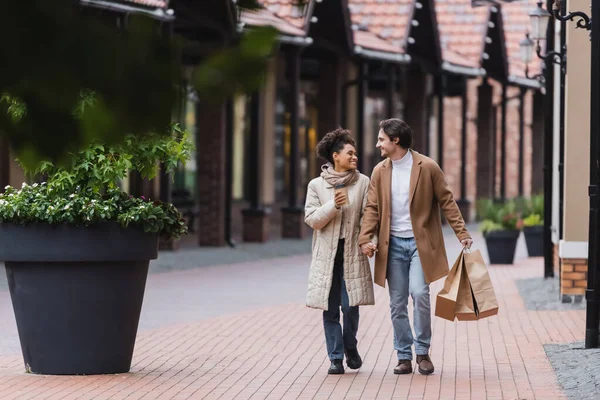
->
xmin=416 ymin=354 xmax=434 ymax=375
xmin=393 ymin=359 xmax=412 ymax=375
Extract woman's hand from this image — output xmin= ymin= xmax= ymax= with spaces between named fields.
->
xmin=360 ymin=242 xmax=377 ymax=258
xmin=334 ymin=190 xmax=347 ymax=208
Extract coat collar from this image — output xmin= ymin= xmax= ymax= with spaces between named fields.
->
xmin=382 ymin=149 xmax=423 ymax=204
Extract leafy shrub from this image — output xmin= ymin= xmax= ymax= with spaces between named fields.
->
xmin=0 ymin=124 xmax=193 ymax=239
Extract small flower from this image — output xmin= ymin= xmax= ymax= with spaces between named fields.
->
xmin=64 ymin=205 xmax=70 ymax=210
xmin=21 ymin=182 xmax=27 ymax=188
xmin=4 ymin=185 xmax=10 ymax=190
xmin=32 ymin=183 xmax=38 ymax=188
xmin=69 ymin=194 xmax=76 ymax=198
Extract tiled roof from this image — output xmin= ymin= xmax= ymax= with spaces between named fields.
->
xmin=435 ymin=0 xmax=489 ymax=68
xmin=121 ymin=0 xmax=168 ymax=9
xmin=354 ymin=29 xmax=404 ymax=54
xmin=240 ymin=7 xmax=307 ymax=36
xmin=501 ymin=0 xmax=542 ymax=78
xmin=348 ymin=0 xmax=414 ymax=50
xmin=259 ymin=0 xmax=309 ymax=30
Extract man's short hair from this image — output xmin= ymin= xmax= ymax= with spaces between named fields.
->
xmin=379 ymin=118 xmax=413 ymax=149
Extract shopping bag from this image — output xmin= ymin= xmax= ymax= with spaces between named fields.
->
xmin=459 ymin=249 xmax=499 ymax=320
xmin=434 ymin=251 xmax=464 ymax=321
xmin=454 ymin=255 xmax=478 ymax=320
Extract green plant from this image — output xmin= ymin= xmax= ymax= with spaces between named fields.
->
xmin=478 ymin=199 xmax=523 ymax=234
xmin=529 ymin=194 xmax=544 ymax=216
xmin=523 ymin=213 xmax=543 ymax=227
xmin=0 ymin=124 xmax=193 ymax=239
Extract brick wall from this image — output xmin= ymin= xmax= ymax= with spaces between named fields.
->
xmin=553 ymin=243 xmax=560 ymax=276
xmin=560 ymin=258 xmax=588 ymax=296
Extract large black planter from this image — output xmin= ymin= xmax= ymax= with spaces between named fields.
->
xmin=523 ymin=225 xmax=543 ymax=257
xmin=0 ymin=223 xmax=158 ymax=375
xmin=484 ymin=229 xmax=520 ymax=265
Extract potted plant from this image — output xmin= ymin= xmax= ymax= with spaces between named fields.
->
xmin=0 ymin=125 xmax=192 ymax=375
xmin=478 ymin=199 xmax=523 ymax=265
xmin=522 ymin=195 xmax=544 ymax=257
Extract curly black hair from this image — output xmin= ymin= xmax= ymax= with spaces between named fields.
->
xmin=315 ymin=128 xmax=356 ymax=164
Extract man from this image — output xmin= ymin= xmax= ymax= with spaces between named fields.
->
xmin=358 ymin=118 xmax=472 ymax=375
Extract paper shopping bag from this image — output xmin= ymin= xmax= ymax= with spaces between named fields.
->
xmin=434 ymin=251 xmax=464 ymax=321
xmin=454 ymin=257 xmax=478 ymax=321
xmin=461 ymin=249 xmax=499 ymax=320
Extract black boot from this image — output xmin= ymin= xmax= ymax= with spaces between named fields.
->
xmin=345 ymin=348 xmax=363 ymax=369
xmin=328 ymin=359 xmax=345 ymax=374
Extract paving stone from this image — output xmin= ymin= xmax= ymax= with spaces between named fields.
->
xmin=545 ymin=341 xmax=600 ymax=400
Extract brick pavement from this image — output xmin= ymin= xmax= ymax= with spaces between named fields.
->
xmin=0 ymin=253 xmax=584 ymax=399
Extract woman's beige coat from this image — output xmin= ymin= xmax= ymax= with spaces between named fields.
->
xmin=304 ymin=174 xmax=375 ymax=311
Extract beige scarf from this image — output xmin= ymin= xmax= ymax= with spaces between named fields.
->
xmin=320 ymin=163 xmax=360 ymax=187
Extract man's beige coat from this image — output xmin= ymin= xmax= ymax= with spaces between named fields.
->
xmin=358 ymin=150 xmax=470 ymax=287
xmin=304 ymin=174 xmax=375 ymax=311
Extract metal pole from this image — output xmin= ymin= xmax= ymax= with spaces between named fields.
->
xmin=248 ymin=91 xmax=261 ymax=210
xmin=224 ymin=97 xmax=235 ymax=247
xmin=460 ymin=78 xmax=468 ymax=199
xmin=357 ymin=61 xmax=367 ymax=172
xmin=519 ymin=88 xmax=526 ymax=197
xmin=288 ymin=49 xmax=300 ymax=209
xmin=437 ymin=74 xmax=446 ymax=170
xmin=558 ymin=0 xmax=568 ymax=240
xmin=543 ymin=0 xmax=556 ymax=278
xmin=387 ymin=64 xmax=396 ymax=118
xmin=500 ymin=83 xmax=507 ymax=200
xmin=585 ymin=0 xmax=600 ymax=349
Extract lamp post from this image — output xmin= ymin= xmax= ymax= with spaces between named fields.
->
xmin=523 ymin=0 xmax=598 ymax=349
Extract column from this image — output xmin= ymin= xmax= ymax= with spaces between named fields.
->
xmin=476 ymin=80 xmax=495 ymax=199
xmin=241 ymin=91 xmax=270 ymax=242
xmin=457 ymin=79 xmax=471 ymax=223
xmin=404 ymin=67 xmax=428 ymax=154
xmin=196 ymin=101 xmax=227 ymax=246
xmin=318 ymin=58 xmax=342 ymax=139
xmin=500 ymin=83 xmax=507 ymax=200
xmin=281 ymin=48 xmax=304 ymax=238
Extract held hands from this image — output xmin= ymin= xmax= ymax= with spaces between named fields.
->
xmin=360 ymin=242 xmax=377 ymax=258
xmin=461 ymin=238 xmax=473 ymax=249
xmin=334 ymin=190 xmax=348 ymax=208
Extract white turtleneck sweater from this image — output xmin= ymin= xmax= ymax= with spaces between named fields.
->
xmin=390 ymin=150 xmax=414 ymax=238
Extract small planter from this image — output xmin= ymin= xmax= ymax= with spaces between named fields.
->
xmin=523 ymin=225 xmax=543 ymax=257
xmin=484 ymin=229 xmax=520 ymax=265
xmin=0 ymin=223 xmax=158 ymax=375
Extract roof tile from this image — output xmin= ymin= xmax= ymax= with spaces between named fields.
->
xmin=240 ymin=7 xmax=306 ymax=36
xmin=435 ymin=0 xmax=490 ymax=68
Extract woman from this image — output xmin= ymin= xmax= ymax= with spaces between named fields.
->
xmin=304 ymin=128 xmax=375 ymax=375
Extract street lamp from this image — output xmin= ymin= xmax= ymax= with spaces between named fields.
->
xmin=529 ymin=1 xmax=552 ymax=40
xmin=519 ymin=33 xmax=534 ymax=65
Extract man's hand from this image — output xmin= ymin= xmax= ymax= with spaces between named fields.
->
xmin=334 ymin=190 xmax=347 ymax=208
xmin=360 ymin=242 xmax=377 ymax=258
xmin=461 ymin=238 xmax=473 ymax=249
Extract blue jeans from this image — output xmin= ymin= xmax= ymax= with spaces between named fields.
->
xmin=387 ymin=236 xmax=431 ymax=360
xmin=323 ymin=239 xmax=359 ymax=361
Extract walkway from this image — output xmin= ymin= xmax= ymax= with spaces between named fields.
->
xmin=0 ymin=227 xmax=584 ymax=399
